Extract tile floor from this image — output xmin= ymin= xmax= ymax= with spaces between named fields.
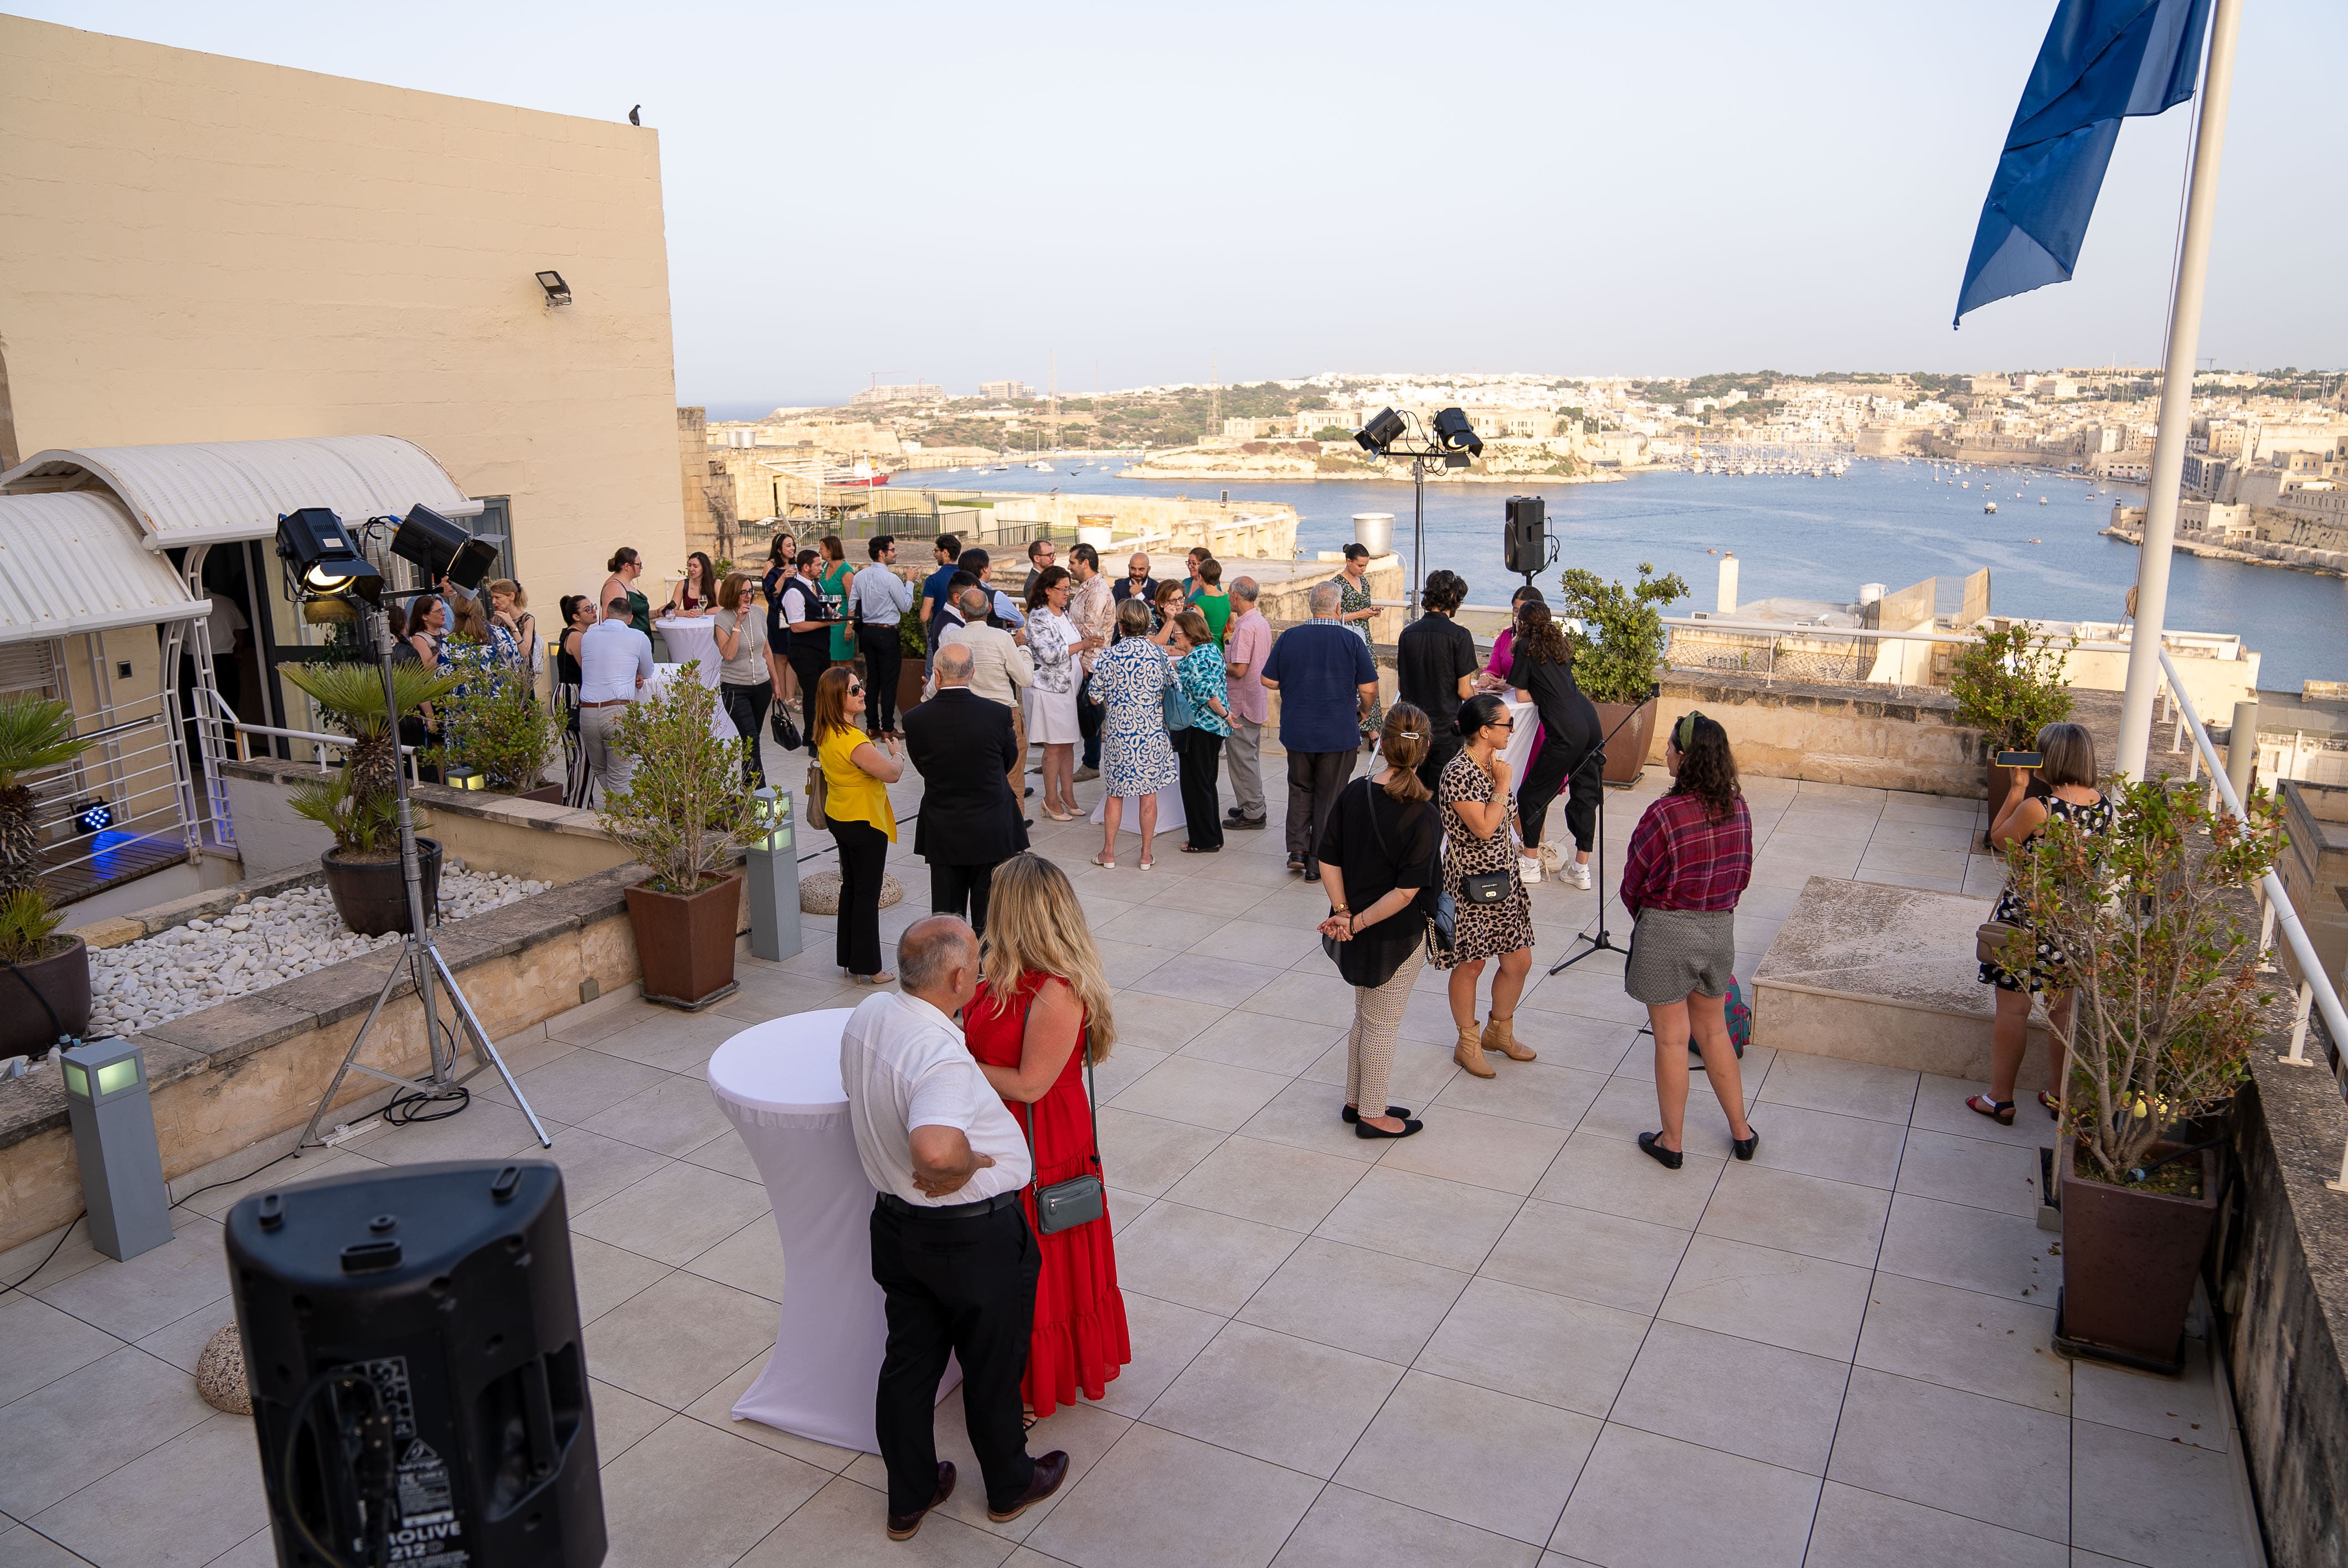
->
xmin=0 ymin=757 xmax=2267 ymax=1567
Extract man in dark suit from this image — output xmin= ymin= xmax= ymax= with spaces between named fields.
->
xmin=903 ymin=643 xmax=1026 ymax=933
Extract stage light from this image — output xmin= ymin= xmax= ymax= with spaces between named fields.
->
xmin=1433 ymin=407 xmax=1483 ymax=458
xmin=1354 ymin=408 xmax=1407 ymax=455
xmin=536 ymin=269 xmax=572 ymax=306
xmin=275 ymin=509 xmax=382 ymax=603
xmin=391 ymin=504 xmax=500 ymax=591
xmin=75 ymin=800 xmax=112 ymax=835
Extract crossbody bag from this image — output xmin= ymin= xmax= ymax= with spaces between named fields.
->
xmin=1022 ymin=1027 xmax=1105 ymax=1235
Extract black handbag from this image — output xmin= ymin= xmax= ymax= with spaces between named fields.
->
xmin=770 ymin=703 xmax=802 ymax=751
xmin=1022 ymin=1029 xmax=1105 ymax=1236
xmin=1458 ymin=870 xmax=1512 ymax=904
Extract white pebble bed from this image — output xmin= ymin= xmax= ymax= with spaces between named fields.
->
xmin=87 ymin=867 xmax=550 ymax=1037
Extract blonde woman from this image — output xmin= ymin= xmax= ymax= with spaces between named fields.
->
xmin=965 ymin=854 xmax=1132 ymax=1421
xmin=487 ymin=579 xmax=539 ymax=674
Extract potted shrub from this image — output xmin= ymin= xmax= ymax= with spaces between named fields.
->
xmin=2019 ymin=777 xmax=2284 ymax=1372
xmin=1557 ymin=563 xmax=1688 ymax=783
xmin=281 ymin=663 xmax=461 ymax=937
xmin=1951 ymin=620 xmax=2075 ymax=834
xmin=599 ymin=663 xmax=764 ymax=1008
xmin=0 ymin=697 xmax=96 ymax=1056
xmin=439 ymin=659 xmax=562 ymax=800
xmin=897 ymin=606 xmax=929 ymax=720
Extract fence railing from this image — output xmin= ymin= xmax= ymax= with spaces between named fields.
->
xmin=2157 ymin=647 xmax=2348 ymax=1194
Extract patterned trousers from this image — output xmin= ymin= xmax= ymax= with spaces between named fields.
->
xmin=1346 ymin=945 xmax=1425 ymax=1115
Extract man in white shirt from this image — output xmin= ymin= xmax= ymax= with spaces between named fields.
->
xmin=939 ymin=586 xmax=1036 ymax=809
xmin=776 ymin=550 xmax=832 ymax=743
xmin=576 ymin=595 xmax=654 ymax=802
xmin=840 ymin=916 xmax=1069 ymax=1541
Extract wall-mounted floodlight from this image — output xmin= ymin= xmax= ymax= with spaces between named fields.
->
xmin=391 ymin=504 xmax=500 ymax=591
xmin=536 ymin=270 xmax=572 ymax=306
xmin=1354 ymin=408 xmax=1408 ymax=456
xmin=276 ymin=508 xmax=383 ymax=603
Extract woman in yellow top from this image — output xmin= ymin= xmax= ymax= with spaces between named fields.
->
xmin=813 ymin=664 xmax=903 ymax=984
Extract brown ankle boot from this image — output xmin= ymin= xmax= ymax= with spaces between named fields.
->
xmin=1483 ymin=1013 xmax=1536 ymax=1062
xmin=1454 ymin=1024 xmax=1496 ymax=1079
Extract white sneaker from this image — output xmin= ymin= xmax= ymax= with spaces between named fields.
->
xmin=1563 ymin=860 xmax=1594 ymax=891
xmin=1518 ymin=854 xmax=1543 ymax=884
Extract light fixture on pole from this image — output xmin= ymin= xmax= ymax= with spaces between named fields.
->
xmin=390 ymin=504 xmax=500 ymax=592
xmin=275 ymin=508 xmax=548 ymax=1152
xmin=1352 ymin=406 xmax=1482 ymax=621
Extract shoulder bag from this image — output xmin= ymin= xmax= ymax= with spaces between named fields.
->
xmin=1161 ymin=651 xmax=1197 ymax=731
xmin=1975 ymin=919 xmax=2030 ymax=966
xmin=1023 ymin=1026 xmax=1106 ymax=1235
xmin=770 ymin=702 xmax=802 ymax=752
xmin=804 ymin=747 xmax=828 ymax=831
xmin=1449 ymin=761 xmax=1516 ymax=908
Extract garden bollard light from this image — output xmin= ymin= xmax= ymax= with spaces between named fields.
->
xmin=745 ymin=786 xmax=804 ymax=963
xmin=60 ymin=1037 xmax=173 ymax=1261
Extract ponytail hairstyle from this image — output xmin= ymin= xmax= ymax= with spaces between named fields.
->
xmin=1668 ymin=709 xmax=1741 ymax=821
xmin=1376 ymin=703 xmax=1434 ymax=804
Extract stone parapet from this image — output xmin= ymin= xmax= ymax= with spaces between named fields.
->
xmin=1652 ymin=670 xmax=1987 ymax=797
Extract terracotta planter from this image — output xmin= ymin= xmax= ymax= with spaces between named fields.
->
xmin=322 ymin=838 xmax=442 ymax=937
xmin=625 ymin=872 xmax=742 ymax=1009
xmin=896 ymin=659 xmax=928 ymax=724
xmin=0 ymin=936 xmax=90 ymax=1059
xmin=513 ymin=783 xmax=566 ymax=803
xmin=1593 ymin=698 xmax=1659 ymax=786
xmin=2056 ymin=1136 xmax=2218 ymax=1374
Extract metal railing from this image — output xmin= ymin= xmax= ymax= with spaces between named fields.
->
xmin=194 ymin=687 xmax=426 ymax=784
xmin=2157 ymin=648 xmax=2348 ymax=1194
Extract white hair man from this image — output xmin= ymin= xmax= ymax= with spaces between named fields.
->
xmin=1259 ymin=579 xmax=1378 ymax=880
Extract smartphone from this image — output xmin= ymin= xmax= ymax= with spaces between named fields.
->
xmin=1995 ymin=751 xmax=2042 ymax=769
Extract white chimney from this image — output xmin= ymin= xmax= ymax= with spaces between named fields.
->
xmin=1858 ymin=582 xmax=1887 ymax=606
xmin=1717 ymin=553 xmax=1738 ymax=615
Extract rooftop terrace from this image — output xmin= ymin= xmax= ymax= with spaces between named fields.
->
xmin=0 ymin=756 xmax=2268 ymax=1568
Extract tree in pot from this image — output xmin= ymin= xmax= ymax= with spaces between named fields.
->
xmin=2019 ymin=777 xmax=2285 ymax=1370
xmin=0 ymin=697 xmax=96 ymax=1057
xmin=1951 ymin=621 xmax=2076 ymax=835
xmin=437 ymin=659 xmax=561 ymax=798
xmin=598 ymin=662 xmax=764 ymax=1007
xmin=897 ymin=605 xmax=930 ymax=719
xmin=1556 ymin=562 xmax=1688 ymax=783
xmin=281 ymin=663 xmax=461 ymax=938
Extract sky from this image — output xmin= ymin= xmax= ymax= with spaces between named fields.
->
xmin=19 ymin=1 xmax=2347 ymax=408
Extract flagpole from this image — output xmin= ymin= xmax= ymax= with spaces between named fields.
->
xmin=2115 ymin=0 xmax=2243 ymax=781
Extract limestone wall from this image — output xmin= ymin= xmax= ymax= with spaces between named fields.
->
xmin=221 ymin=760 xmax=634 ymax=883
xmin=1652 ymin=672 xmax=1988 ymax=797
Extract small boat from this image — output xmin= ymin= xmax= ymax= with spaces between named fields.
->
xmin=2028 ymin=537 xmax=2041 ymax=544
xmin=2039 ymin=497 xmax=2048 ymax=504
xmin=1961 ymin=481 xmax=1970 ymax=488
xmin=1985 ymin=501 xmax=1999 ymax=513
xmin=1029 ymin=462 xmax=1055 ymax=472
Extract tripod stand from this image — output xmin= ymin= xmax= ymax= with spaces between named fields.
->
xmin=298 ymin=602 xmax=550 ymax=1151
xmin=1547 ymin=688 xmax=1659 ymax=977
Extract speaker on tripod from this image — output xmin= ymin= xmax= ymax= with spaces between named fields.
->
xmin=1505 ymin=496 xmax=1548 ymax=585
xmin=228 ymin=1159 xmax=605 ymax=1568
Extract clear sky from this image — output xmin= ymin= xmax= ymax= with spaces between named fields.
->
xmin=19 ymin=1 xmax=2346 ymax=408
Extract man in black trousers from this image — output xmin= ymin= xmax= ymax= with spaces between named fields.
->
xmin=902 ymin=643 xmax=1024 ymax=932
xmin=840 ymin=916 xmax=1068 ymax=1541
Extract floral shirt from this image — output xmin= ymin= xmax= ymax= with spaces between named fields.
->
xmin=1069 ymin=573 xmax=1115 ymax=673
xmin=1175 ymin=643 xmax=1232 ymax=737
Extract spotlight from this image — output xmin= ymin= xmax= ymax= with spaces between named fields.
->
xmin=1432 ymin=407 xmax=1483 ymax=458
xmin=275 ymin=508 xmax=382 ymax=603
xmin=75 ymin=800 xmax=112 ymax=835
xmin=535 ymin=269 xmax=572 ymax=306
xmin=391 ymin=504 xmax=500 ymax=591
xmin=1354 ymin=408 xmax=1407 ymax=455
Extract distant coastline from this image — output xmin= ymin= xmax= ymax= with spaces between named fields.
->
xmin=2100 ymin=520 xmax=2346 ymax=580
xmin=1111 ymin=461 xmax=1626 ymax=487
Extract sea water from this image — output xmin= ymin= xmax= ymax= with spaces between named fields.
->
xmin=910 ymin=458 xmax=2348 ymax=692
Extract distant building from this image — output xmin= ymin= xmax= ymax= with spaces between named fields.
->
xmin=978 ymin=380 xmax=1034 ymax=401
xmin=849 ymin=382 xmax=945 ymax=406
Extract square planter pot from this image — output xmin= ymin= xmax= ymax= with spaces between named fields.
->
xmin=2054 ymin=1134 xmax=2218 ymax=1375
xmin=625 ymin=872 xmax=742 ymax=1009
xmin=1593 ymin=698 xmax=1659 ymax=786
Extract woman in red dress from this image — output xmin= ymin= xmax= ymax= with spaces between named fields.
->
xmin=965 ymin=853 xmax=1131 ymax=1421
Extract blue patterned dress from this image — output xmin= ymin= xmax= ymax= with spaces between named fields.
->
xmin=1093 ymin=637 xmax=1180 ymax=798
xmin=1175 ymin=644 xmax=1232 ymax=738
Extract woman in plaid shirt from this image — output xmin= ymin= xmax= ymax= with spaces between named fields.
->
xmin=1620 ymin=711 xmax=1759 ymax=1170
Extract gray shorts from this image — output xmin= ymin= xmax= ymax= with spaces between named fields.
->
xmin=1624 ymin=907 xmax=1736 ymax=1005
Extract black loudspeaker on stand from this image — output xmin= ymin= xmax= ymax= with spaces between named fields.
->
xmin=1548 ymin=686 xmax=1660 ymax=977
xmin=1504 ymin=495 xmax=1556 ymax=590
xmin=228 ymin=1159 xmax=605 ymax=1568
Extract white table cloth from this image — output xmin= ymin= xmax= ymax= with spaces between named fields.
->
xmin=1500 ymin=697 xmax=1538 ymax=796
xmin=1089 ymin=781 xmax=1185 ymax=835
xmin=705 ymin=1009 xmax=956 ymax=1453
xmin=651 ymin=617 xmax=739 ymax=741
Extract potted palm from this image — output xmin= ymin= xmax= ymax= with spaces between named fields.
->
xmin=2019 ymin=777 xmax=2284 ymax=1373
xmin=280 ymin=663 xmax=461 ymax=936
xmin=1557 ymin=563 xmax=1689 ymax=783
xmin=1951 ymin=621 xmax=2075 ymax=832
xmin=0 ymin=697 xmax=96 ymax=1057
xmin=438 ymin=660 xmax=561 ymax=799
xmin=599 ymin=663 xmax=764 ymax=1008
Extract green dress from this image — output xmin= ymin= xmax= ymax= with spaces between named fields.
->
xmin=1335 ymin=572 xmax=1382 ymax=741
xmin=823 ymin=562 xmax=855 ymax=661
xmin=625 ymin=588 xmax=652 ymax=639
xmin=1196 ymin=590 xmax=1233 ymax=646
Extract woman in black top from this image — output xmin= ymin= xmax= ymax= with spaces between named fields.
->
xmin=763 ymin=533 xmax=797 ymax=708
xmin=1510 ymin=599 xmax=1602 ymax=891
xmin=554 ymin=594 xmax=593 ymax=807
xmin=1316 ymin=704 xmax=1441 ymax=1140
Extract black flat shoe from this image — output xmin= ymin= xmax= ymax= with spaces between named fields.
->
xmin=1303 ymin=865 xmax=1321 ymax=883
xmin=1342 ymin=1104 xmax=1413 ymax=1124
xmin=1356 ymin=1117 xmax=1424 ymax=1139
xmin=1638 ymin=1132 xmax=1684 ymax=1170
xmin=1732 ymin=1127 xmax=1760 ymax=1161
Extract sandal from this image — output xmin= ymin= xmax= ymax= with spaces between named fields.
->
xmin=1137 ymin=857 xmax=1155 ymax=872
xmin=1967 ymin=1094 xmax=2017 ymax=1127
xmin=1090 ymin=853 xmax=1115 ymax=870
xmin=2038 ymin=1091 xmax=2061 ymax=1118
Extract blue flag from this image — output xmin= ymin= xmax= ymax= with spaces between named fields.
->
xmin=1954 ymin=0 xmax=2212 ymax=326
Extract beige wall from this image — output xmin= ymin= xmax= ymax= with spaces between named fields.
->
xmin=0 ymin=14 xmax=683 ymax=608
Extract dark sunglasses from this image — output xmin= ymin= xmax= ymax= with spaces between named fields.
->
xmin=846 ymin=683 xmax=866 ymax=696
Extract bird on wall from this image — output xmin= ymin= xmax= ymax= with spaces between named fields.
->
xmin=627 ymin=105 xmax=641 ymax=126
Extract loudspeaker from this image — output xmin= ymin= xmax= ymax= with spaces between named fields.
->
xmin=228 ymin=1159 xmax=605 ymax=1568
xmin=1504 ymin=496 xmax=1548 ymax=576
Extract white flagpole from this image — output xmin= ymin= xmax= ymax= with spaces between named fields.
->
xmin=2116 ymin=0 xmax=2244 ymax=781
